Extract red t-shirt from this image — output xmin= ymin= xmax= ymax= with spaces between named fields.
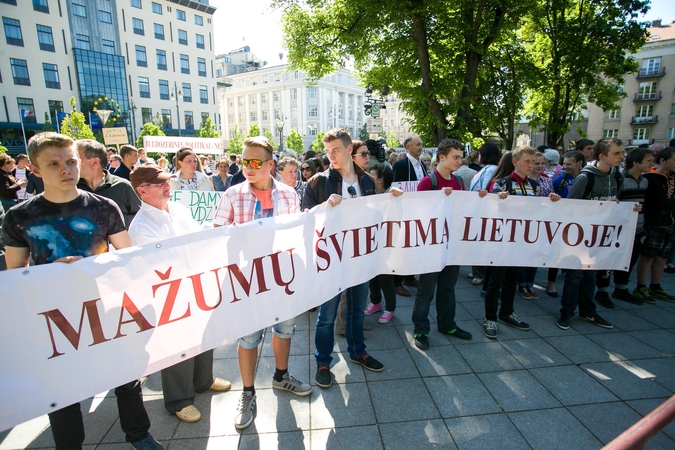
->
xmin=417 ymin=169 xmax=463 ymax=192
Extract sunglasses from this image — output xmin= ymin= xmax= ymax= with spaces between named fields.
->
xmin=241 ymin=159 xmax=270 ymax=169
xmin=354 ymin=151 xmax=369 ymax=158
xmin=301 ymin=166 xmax=311 ymax=172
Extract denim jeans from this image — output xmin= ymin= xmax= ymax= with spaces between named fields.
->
xmin=412 ymin=265 xmax=459 ymax=335
xmin=315 ymin=281 xmax=368 ymax=367
xmin=485 ymin=266 xmax=519 ymax=321
xmin=560 ymin=269 xmax=597 ymax=317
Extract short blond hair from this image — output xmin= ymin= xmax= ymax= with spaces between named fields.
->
xmin=243 ymin=136 xmax=274 ymax=158
xmin=27 ymin=132 xmax=75 ymax=167
xmin=511 ymin=145 xmax=536 ymax=161
xmin=322 ymin=128 xmax=352 ymax=149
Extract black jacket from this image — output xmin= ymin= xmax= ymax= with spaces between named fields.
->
xmin=77 ymin=170 xmax=141 ymax=228
xmin=302 ymin=162 xmax=376 ymax=210
xmin=393 ymin=155 xmax=427 ymax=182
xmin=643 ymin=172 xmax=675 ymax=228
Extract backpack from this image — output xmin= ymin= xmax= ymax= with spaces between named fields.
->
xmin=580 ymin=167 xmax=624 ymax=199
xmin=495 ymin=175 xmax=539 ymax=196
xmin=429 ymin=171 xmax=465 ymax=191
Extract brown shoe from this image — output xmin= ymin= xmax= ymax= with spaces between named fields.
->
xmin=209 ymin=377 xmax=232 ymax=392
xmin=363 ymin=323 xmax=372 ymax=331
xmin=403 ymin=278 xmax=419 ymax=287
xmin=395 ymin=286 xmax=412 ymax=297
xmin=175 ymin=405 xmax=201 ymax=423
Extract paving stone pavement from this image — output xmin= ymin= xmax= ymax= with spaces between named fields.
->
xmin=2 ymin=267 xmax=674 ymax=449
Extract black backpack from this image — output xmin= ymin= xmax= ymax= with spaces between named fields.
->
xmin=495 ymin=175 xmax=539 ymax=196
xmin=580 ymin=167 xmax=624 ymax=199
xmin=429 ymin=171 xmax=465 ymax=191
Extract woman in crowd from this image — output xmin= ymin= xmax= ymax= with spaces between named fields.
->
xmin=157 ymin=156 xmax=170 ymax=173
xmin=531 ymin=152 xmax=553 ymax=197
xmin=169 ymin=149 xmax=214 ymax=191
xmin=0 ymin=154 xmax=25 ymax=211
xmin=420 ymin=153 xmax=432 ymax=173
xmin=487 ymin=152 xmax=514 ymax=195
xmin=278 ymin=156 xmax=306 ymax=204
xmin=300 ymin=158 xmax=324 ymax=181
xmin=211 ymin=158 xmax=232 ymax=192
xmin=543 ymin=149 xmax=563 ymax=179
xmin=351 ymin=140 xmax=370 ymax=171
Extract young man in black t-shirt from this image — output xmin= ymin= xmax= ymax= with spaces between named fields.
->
xmin=2 ymin=132 xmax=163 ymax=450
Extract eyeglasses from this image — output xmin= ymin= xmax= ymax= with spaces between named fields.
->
xmin=139 ymin=181 xmax=167 ymax=188
xmin=301 ymin=166 xmax=311 ymax=172
xmin=241 ymin=158 xmax=270 ymax=169
xmin=355 ymin=151 xmax=369 ymax=158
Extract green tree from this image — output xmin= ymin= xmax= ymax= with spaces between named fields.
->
xmin=199 ymin=117 xmax=220 ymax=138
xmin=42 ymin=112 xmax=54 ymax=132
xmin=60 ymin=97 xmax=95 ymax=140
xmin=229 ymin=126 xmax=245 ymax=154
xmin=0 ymin=145 xmax=7 ymax=154
xmin=286 ymin=130 xmax=304 ymax=154
xmin=247 ymin=124 xmax=261 ymax=137
xmin=311 ymin=131 xmax=325 ymax=152
xmin=385 ymin=131 xmax=399 ymax=148
xmin=522 ymin=0 xmax=649 ymax=147
xmin=136 ymin=122 xmax=165 ymax=148
xmin=358 ymin=123 xmax=369 ymax=141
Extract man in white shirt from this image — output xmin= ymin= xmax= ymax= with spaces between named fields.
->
xmin=14 ymin=154 xmax=31 ymax=200
xmin=128 ymin=164 xmax=232 ymax=424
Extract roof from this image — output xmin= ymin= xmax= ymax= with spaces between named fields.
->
xmin=646 ymin=21 xmax=675 ymax=43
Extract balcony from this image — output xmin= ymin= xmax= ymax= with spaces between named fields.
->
xmin=633 ymin=91 xmax=662 ymax=101
xmin=630 ymin=115 xmax=659 ymax=125
xmin=636 ymin=67 xmax=666 ymax=79
xmin=630 ymin=139 xmax=654 ymax=146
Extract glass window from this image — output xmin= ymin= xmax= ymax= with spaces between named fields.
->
xmin=180 ymin=54 xmax=189 ymax=74
xmin=274 ymin=109 xmax=281 ymax=120
xmin=130 ymin=0 xmax=141 ymax=8
xmin=139 ymin=76 xmax=150 ymax=98
xmin=636 ymin=105 xmax=654 ymax=118
xmin=194 ymin=14 xmax=203 ymax=26
xmin=201 ymin=112 xmax=209 ymax=127
xmin=638 ymin=81 xmax=658 ymax=99
xmin=603 ymin=129 xmax=619 ymax=138
xmin=604 ymin=109 xmax=620 ymax=119
xmin=102 ymin=39 xmax=115 ymax=54
xmin=308 ymin=106 xmax=318 ymax=117
xmin=151 ymin=2 xmax=161 ymax=14
xmin=216 ymin=68 xmax=222 ymax=77
xmin=197 ymin=57 xmax=206 ymax=77
xmin=291 ymin=88 xmax=297 ymax=99
xmin=176 ymin=9 xmax=185 ymax=20
xmin=261 ymin=93 xmax=267 ymax=103
xmin=273 ymin=91 xmax=279 ymax=102
xmin=178 ymin=29 xmax=187 ymax=45
xmin=75 ymin=33 xmax=89 ymax=49
xmin=182 ymin=83 xmax=192 ymax=102
xmin=159 ymin=79 xmax=169 ymax=100
xmin=72 ymin=3 xmax=86 ymax=17
xmin=156 ymin=49 xmax=166 ymax=70
xmin=33 ymin=0 xmax=49 ymax=13
xmin=37 ymin=25 xmax=55 ymax=52
xmin=308 ymin=87 xmax=317 ymax=98
xmin=135 ymin=45 xmax=147 ymax=67
xmin=667 ymin=128 xmax=675 ymax=140
xmin=161 ymin=109 xmax=171 ymax=129
xmin=250 ymin=95 xmax=256 ymax=105
xmin=17 ymin=98 xmax=36 ymax=123
xmin=184 ymin=111 xmax=193 ymax=130
xmin=141 ymin=107 xmax=152 ymax=124
xmin=1 ymin=0 xmax=18 ymax=5
xmin=641 ymin=58 xmax=661 ymax=76
xmin=11 ymin=58 xmax=30 ymax=85
xmin=262 ymin=111 xmax=268 ymax=121
xmin=154 ymin=23 xmax=164 ymax=39
xmin=43 ymin=63 xmax=60 ymax=89
xmin=199 ymin=85 xmax=208 ymax=104
xmin=132 ymin=18 xmax=144 ymax=35
xmin=196 ymin=33 xmax=204 ymax=49
xmin=3 ymin=17 xmax=23 ymax=47
xmin=633 ymin=128 xmax=651 ymax=140
xmin=671 ymin=103 xmax=675 ymax=116
xmin=49 ymin=100 xmax=63 ymax=123
xmin=99 ymin=10 xmax=112 ymax=23
xmin=250 ymin=111 xmax=257 ymax=121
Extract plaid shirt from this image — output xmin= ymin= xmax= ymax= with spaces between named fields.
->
xmin=213 ymin=177 xmax=299 ymax=226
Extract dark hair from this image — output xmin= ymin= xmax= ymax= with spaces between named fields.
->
xmin=437 ymin=138 xmax=463 ymax=156
xmin=489 ymin=151 xmax=514 ymax=185
xmin=594 ymin=138 xmax=622 ymax=161
xmin=351 ymin=140 xmax=367 ymax=156
xmin=300 ymin=158 xmax=324 ymax=180
xmin=478 ymin=142 xmax=501 ymax=166
xmin=119 ymin=144 xmax=138 ymax=159
xmin=656 ymin=147 xmax=675 ymax=164
xmin=626 ymin=148 xmax=654 ymax=169
xmin=303 ymin=150 xmax=317 ymax=161
xmin=77 ymin=139 xmax=108 ymax=167
xmin=563 ymin=151 xmax=586 ymax=166
xmin=670 ymin=139 xmax=675 ymax=147
xmin=322 ymin=128 xmax=351 ymax=148
xmin=106 ymin=147 xmax=117 ymax=154
xmin=575 ymin=139 xmax=595 ymax=151
xmin=536 ymin=145 xmax=548 ymax=152
xmin=370 ymin=163 xmax=394 ymax=190
xmin=321 ymin=155 xmax=329 ymax=168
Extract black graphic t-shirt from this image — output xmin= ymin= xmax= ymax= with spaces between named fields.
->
xmin=1 ymin=191 xmax=126 ymax=266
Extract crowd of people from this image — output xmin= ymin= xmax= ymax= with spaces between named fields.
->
xmin=1 ymin=129 xmax=674 ymax=449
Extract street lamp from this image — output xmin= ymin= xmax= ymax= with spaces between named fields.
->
xmin=130 ymin=100 xmax=137 ymax=144
xmin=170 ymin=81 xmax=182 ymax=137
xmin=275 ymin=118 xmax=285 ymax=152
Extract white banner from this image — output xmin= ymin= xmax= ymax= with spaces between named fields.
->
xmin=143 ymin=136 xmax=225 ymax=154
xmin=0 ymin=191 xmax=637 ymax=431
xmin=171 ymin=190 xmax=223 ymax=223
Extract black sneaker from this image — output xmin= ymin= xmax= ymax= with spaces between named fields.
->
xmin=612 ymin=288 xmax=643 ymax=305
xmin=349 ymin=353 xmax=384 ymax=372
xmin=579 ymin=313 xmax=613 ymax=329
xmin=483 ymin=319 xmax=497 ymax=339
xmin=498 ymin=314 xmax=531 ymax=331
xmin=440 ymin=327 xmax=472 ymax=340
xmin=132 ymin=434 xmax=164 ymax=450
xmin=414 ymin=333 xmax=430 ymax=350
xmin=556 ymin=315 xmax=571 ymax=330
xmin=594 ymin=291 xmax=615 ymax=309
xmin=315 ymin=365 xmax=332 ymax=388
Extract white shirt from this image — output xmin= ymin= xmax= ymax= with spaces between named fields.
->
xmin=128 ymin=201 xmax=208 ymax=245
xmin=14 ymin=167 xmax=30 ymax=200
xmin=406 ymin=153 xmax=425 ymax=181
xmin=341 ymin=179 xmax=362 ymax=199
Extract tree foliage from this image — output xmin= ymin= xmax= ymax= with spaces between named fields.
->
xmin=199 ymin=118 xmax=220 ymax=138
xmin=229 ymin=126 xmax=245 ymax=154
xmin=42 ymin=112 xmax=54 ymax=132
xmin=247 ymin=123 xmax=262 ymax=137
xmin=264 ymin=128 xmax=278 ymax=151
xmin=384 ymin=131 xmax=399 ymax=149
xmin=358 ymin=123 xmax=369 ymax=141
xmin=60 ymin=97 xmax=95 ymax=140
xmin=136 ymin=123 xmax=165 ymax=148
xmin=286 ymin=130 xmax=305 ymax=153
xmin=311 ymin=131 xmax=325 ymax=152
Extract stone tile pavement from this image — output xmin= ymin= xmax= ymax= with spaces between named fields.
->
xmin=2 ymin=267 xmax=674 ymax=449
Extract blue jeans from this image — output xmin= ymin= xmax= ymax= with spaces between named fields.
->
xmin=315 ymin=281 xmax=368 ymax=367
xmin=412 ymin=265 xmax=459 ymax=335
xmin=560 ymin=269 xmax=597 ymax=318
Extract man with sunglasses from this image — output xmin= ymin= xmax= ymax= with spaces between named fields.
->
xmin=213 ymin=136 xmax=311 ymax=431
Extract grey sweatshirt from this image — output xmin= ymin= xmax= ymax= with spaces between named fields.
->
xmin=568 ymin=164 xmax=622 ymax=201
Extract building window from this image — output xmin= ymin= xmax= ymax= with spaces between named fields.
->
xmin=291 ymin=88 xmax=297 ymax=99
xmin=273 ymin=91 xmax=280 ymax=102
xmin=196 ymin=33 xmax=204 ymax=49
xmin=641 ymin=58 xmax=661 ymax=76
xmin=250 ymin=111 xmax=257 ymax=121
xmin=199 ymin=85 xmax=208 ymax=104
xmin=194 ymin=14 xmax=203 ymax=26
xmin=141 ymin=107 xmax=152 ymax=123
xmin=33 ymin=0 xmax=49 ymax=13
xmin=216 ymin=68 xmax=222 ymax=77
xmin=161 ymin=109 xmax=171 ymax=129
xmin=182 ymin=83 xmax=192 ymax=102
xmin=308 ymin=125 xmax=317 ymax=136
xmin=308 ymin=106 xmax=318 ymax=117
xmin=48 ymin=100 xmax=63 ymax=123
xmin=72 ymin=3 xmax=86 ymax=17
xmin=102 ymin=39 xmax=115 ymax=54
xmin=159 ymin=79 xmax=169 ymax=100
xmin=228 ymin=113 xmax=234 ymax=123
xmin=638 ymin=81 xmax=658 ymax=99
xmin=261 ymin=93 xmax=268 ymax=103
xmin=176 ymin=9 xmax=185 ymax=20
xmin=262 ymin=111 xmax=268 ymax=121
xmin=671 ymin=103 xmax=675 ymax=116
xmin=99 ymin=10 xmax=112 ymax=23
xmin=275 ymin=73 xmax=281 ymax=82
xmin=633 ymin=128 xmax=651 ymax=140
xmin=227 ymin=98 xmax=233 ymax=107
xmin=37 ymin=25 xmax=55 ymax=52
xmin=3 ymin=17 xmax=23 ymax=47
xmin=307 ymin=87 xmax=317 ymax=98
xmin=132 ymin=18 xmax=144 ymax=35
xmin=604 ymin=109 xmax=620 ymax=119
xmin=250 ymin=95 xmax=256 ymax=105
xmin=10 ymin=58 xmax=30 ymax=85
xmin=180 ymin=54 xmax=189 ymax=74
xmin=154 ymin=23 xmax=164 ymax=40
xmin=138 ymin=77 xmax=150 ymax=98
xmin=184 ymin=111 xmax=193 ymax=130
xmin=135 ymin=45 xmax=147 ymax=67
xmin=636 ymin=105 xmax=654 ymax=118
xmin=151 ymin=2 xmax=161 ymax=14
xmin=42 ymin=63 xmax=60 ymax=89
xmin=238 ymin=112 xmax=245 ymax=122
xmin=197 ymin=57 xmax=206 ymax=77
xmin=75 ymin=33 xmax=89 ymax=49
xmin=156 ymin=49 xmax=166 ymax=70
xmin=17 ymin=98 xmax=36 ymax=123
xmin=130 ymin=0 xmax=141 ymax=8
xmin=603 ymin=129 xmax=619 ymax=138
xmin=667 ymin=128 xmax=675 ymax=139
xmin=178 ymin=29 xmax=187 ymax=45
xmin=201 ymin=112 xmax=209 ymax=127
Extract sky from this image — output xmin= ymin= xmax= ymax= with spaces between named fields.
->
xmin=210 ymin=0 xmax=675 ymax=65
